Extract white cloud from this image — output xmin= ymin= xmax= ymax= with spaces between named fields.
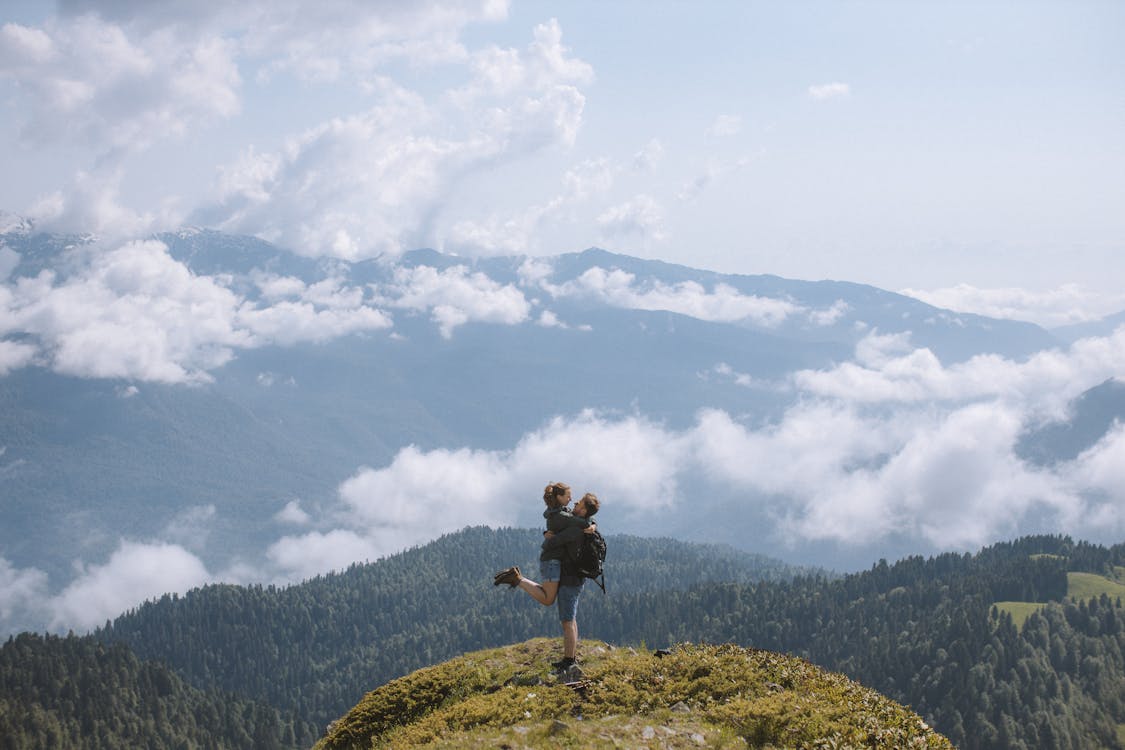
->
xmin=632 ymin=138 xmax=664 ymax=173
xmin=675 ymin=155 xmax=755 ymax=202
xmin=202 ymin=18 xmax=591 ymax=259
xmin=447 ymin=157 xmax=613 ymax=255
xmin=547 ymin=266 xmax=803 ymax=327
xmin=0 ymin=15 xmax=240 ymax=153
xmin=162 ymin=504 xmax=217 ymax=551
xmin=899 ymin=283 xmax=1125 ymax=329
xmin=275 ymin=499 xmax=311 ymax=525
xmin=49 ymin=540 xmax=213 ymax=632
xmin=597 ymin=194 xmax=666 ymax=243
xmin=808 ymin=81 xmax=850 ymax=100
xmin=707 ymin=114 xmax=742 ymax=137
xmin=378 ymin=264 xmax=530 ymax=337
xmin=0 ymin=339 xmax=37 ymax=375
xmin=28 ymin=168 xmax=179 ymax=239
xmin=0 ymin=557 xmax=50 ymax=633
xmin=266 ymin=529 xmax=379 ymax=581
xmin=0 ymin=239 xmax=392 ymax=383
xmin=794 ymin=328 xmax=1125 ymax=413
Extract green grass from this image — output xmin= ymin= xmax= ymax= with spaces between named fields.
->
xmin=994 ymin=569 xmax=1125 ymax=631
xmin=1067 ymin=572 xmax=1125 ymax=602
xmin=315 ymin=638 xmax=953 ymax=749
xmin=993 ymin=601 xmax=1048 ymax=629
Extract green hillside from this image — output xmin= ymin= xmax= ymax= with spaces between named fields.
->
xmin=0 ymin=632 xmax=318 ymax=749
xmin=993 ymin=568 xmax=1125 ymax=628
xmin=317 ymin=639 xmax=953 ymax=750
xmin=96 ymin=531 xmax=1125 ymax=749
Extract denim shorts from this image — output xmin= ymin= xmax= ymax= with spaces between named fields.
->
xmin=556 ymin=583 xmax=583 ymax=622
xmin=538 ymin=558 xmax=562 ymax=582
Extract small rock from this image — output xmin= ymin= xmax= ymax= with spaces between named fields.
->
xmin=670 ymin=701 xmax=690 ymax=713
xmin=513 ymin=726 xmax=529 ymax=735
xmin=660 ymin=725 xmax=676 ymax=736
xmin=654 ymin=648 xmax=673 ymax=658
xmin=641 ymin=725 xmax=656 ymax=739
xmin=549 ymin=720 xmax=569 ymax=735
xmin=691 ymin=732 xmax=706 ymax=745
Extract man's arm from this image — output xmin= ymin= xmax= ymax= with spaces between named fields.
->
xmin=542 ymin=524 xmax=586 ymax=550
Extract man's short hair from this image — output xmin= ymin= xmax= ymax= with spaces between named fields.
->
xmin=580 ymin=492 xmax=599 ymax=517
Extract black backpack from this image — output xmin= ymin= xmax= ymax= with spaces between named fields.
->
xmin=572 ymin=530 xmax=607 ymax=593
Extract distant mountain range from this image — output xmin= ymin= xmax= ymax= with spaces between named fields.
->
xmin=1 ymin=224 xmax=1123 ymax=634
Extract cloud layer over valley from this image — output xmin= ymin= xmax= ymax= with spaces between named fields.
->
xmin=2 ymin=231 xmax=1124 ymax=637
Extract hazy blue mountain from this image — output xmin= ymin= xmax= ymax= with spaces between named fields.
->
xmin=1051 ymin=309 xmax=1125 ymax=343
xmin=0 ymin=226 xmax=1069 ymax=589
xmin=1018 ymin=378 xmax=1125 ymax=464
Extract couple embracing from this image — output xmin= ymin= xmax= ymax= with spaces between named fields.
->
xmin=493 ymin=481 xmax=600 ymax=673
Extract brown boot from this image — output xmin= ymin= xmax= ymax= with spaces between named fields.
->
xmin=492 ymin=565 xmax=521 ymax=588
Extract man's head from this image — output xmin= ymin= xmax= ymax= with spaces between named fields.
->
xmin=575 ymin=492 xmax=599 ymax=518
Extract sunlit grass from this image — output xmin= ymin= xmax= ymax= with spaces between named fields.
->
xmin=993 ymin=601 xmax=1047 ymax=629
xmin=1067 ymin=571 xmax=1125 ymax=602
xmin=315 ymin=638 xmax=953 ymax=749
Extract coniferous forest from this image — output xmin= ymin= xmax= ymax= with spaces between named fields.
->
xmin=2 ymin=529 xmax=1123 ymax=749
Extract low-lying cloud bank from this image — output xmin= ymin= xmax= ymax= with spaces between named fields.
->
xmin=5 ymin=326 xmax=1122 ymax=635
xmin=1 ymin=237 xmax=861 ymax=381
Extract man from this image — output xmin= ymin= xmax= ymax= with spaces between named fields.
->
xmin=541 ymin=492 xmax=600 ymax=673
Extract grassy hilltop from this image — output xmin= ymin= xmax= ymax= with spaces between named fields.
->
xmin=317 ymin=638 xmax=953 ymax=749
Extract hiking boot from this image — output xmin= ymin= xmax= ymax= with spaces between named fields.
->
xmin=493 ymin=566 xmax=521 ymax=588
xmin=552 ymin=656 xmax=577 ymax=670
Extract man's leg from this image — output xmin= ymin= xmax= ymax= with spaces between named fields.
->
xmin=562 ymin=619 xmax=578 ymax=659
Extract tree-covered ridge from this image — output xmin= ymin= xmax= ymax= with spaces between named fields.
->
xmin=95 ymin=529 xmax=1125 ymax=749
xmin=98 ymin=527 xmax=817 ymax=730
xmin=0 ymin=632 xmax=318 ymax=749
xmin=316 ymin=638 xmax=953 ymax=750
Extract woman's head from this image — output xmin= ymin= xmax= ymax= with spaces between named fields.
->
xmin=543 ymin=482 xmax=571 ymax=509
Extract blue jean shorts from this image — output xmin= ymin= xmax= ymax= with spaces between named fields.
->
xmin=538 ymin=558 xmax=561 ymax=582
xmin=556 ymin=582 xmax=583 ymax=622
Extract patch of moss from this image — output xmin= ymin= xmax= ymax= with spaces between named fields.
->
xmin=316 ymin=639 xmax=953 ymax=749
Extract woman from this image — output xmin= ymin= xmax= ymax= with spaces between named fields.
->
xmin=493 ymin=482 xmax=593 ymax=605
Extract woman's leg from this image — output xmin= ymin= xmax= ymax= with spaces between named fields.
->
xmin=517 ymin=577 xmax=559 ymax=606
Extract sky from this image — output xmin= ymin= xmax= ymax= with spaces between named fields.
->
xmin=2 ymin=0 xmax=1124 ymax=324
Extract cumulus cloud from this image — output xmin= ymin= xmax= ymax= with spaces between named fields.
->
xmin=49 ymin=540 xmax=213 ymax=632
xmin=28 ymin=167 xmax=180 ymax=240
xmin=275 ymin=499 xmax=311 ymax=525
xmin=544 ymin=266 xmax=803 ymax=327
xmin=201 ymin=18 xmax=592 ymax=259
xmin=448 ymin=157 xmax=613 ymax=255
xmin=261 ymin=325 xmax=1125 ymax=580
xmin=0 ymin=557 xmax=50 ymax=633
xmin=265 ymin=410 xmax=686 ymax=579
xmin=899 ymin=283 xmax=1125 ymax=329
xmin=597 ymin=195 xmax=667 ymax=244
xmin=377 ymin=264 xmax=530 ymax=337
xmin=632 ymin=138 xmax=664 ymax=173
xmin=266 ymin=529 xmax=379 ymax=581
xmin=794 ymin=328 xmax=1125 ymax=414
xmin=808 ymin=81 xmax=850 ymax=100
xmin=0 ymin=239 xmax=392 ymax=383
xmin=0 ymin=14 xmax=240 ymax=153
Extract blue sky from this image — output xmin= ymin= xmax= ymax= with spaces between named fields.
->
xmin=2 ymin=0 xmax=1124 ymax=320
